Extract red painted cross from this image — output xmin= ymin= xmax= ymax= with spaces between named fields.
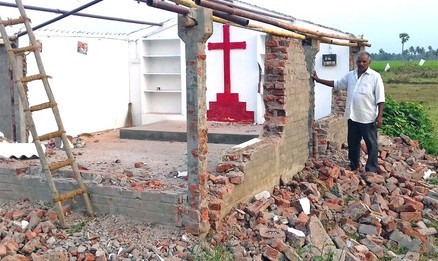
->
xmin=208 ymin=24 xmax=246 ymax=94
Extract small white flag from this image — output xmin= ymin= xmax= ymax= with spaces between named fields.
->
xmin=384 ymin=63 xmax=391 ymax=72
xmin=419 ymin=59 xmax=425 ymax=66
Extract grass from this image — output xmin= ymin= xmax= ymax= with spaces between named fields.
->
xmin=371 ymin=60 xmax=438 ymax=72
xmin=385 ymin=83 xmax=438 ymax=133
xmin=189 ymin=242 xmax=233 ymax=261
xmin=429 ymin=176 xmax=438 ymax=186
xmin=385 ymin=84 xmax=438 ymax=135
xmin=370 ymin=60 xmax=438 ymax=137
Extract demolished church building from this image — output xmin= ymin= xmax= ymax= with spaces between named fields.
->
xmin=0 ymin=0 xmax=371 ymax=234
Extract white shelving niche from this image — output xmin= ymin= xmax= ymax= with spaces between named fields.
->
xmin=141 ymin=37 xmax=186 ymax=124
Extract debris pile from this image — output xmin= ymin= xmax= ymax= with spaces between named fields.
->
xmin=0 ymin=134 xmax=436 ymax=260
xmin=0 ymin=200 xmax=195 ymax=261
xmin=208 ymin=135 xmax=438 ymax=260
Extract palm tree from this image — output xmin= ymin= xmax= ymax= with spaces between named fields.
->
xmin=409 ymin=46 xmax=416 ymax=56
xmin=399 ymin=33 xmax=410 ymax=58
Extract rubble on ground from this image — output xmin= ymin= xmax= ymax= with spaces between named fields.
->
xmin=0 ymin=134 xmax=437 ymax=260
xmin=208 ymin=135 xmax=438 ymax=260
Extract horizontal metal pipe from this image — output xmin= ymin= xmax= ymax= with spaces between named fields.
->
xmin=17 ymin=0 xmax=104 ymax=37
xmin=143 ymin=0 xmax=190 ymax=15
xmin=166 ymin=0 xmax=369 ymax=47
xmin=171 ymin=0 xmax=306 ymax=39
xmin=223 ymin=18 xmax=306 ymax=40
xmin=209 ymin=0 xmax=296 ymax=23
xmin=211 ymin=10 xmax=248 ymax=26
xmin=195 ymin=0 xmax=368 ymax=44
xmin=0 ymin=1 xmax=163 ymax=26
xmin=170 ymin=0 xmax=249 ymax=26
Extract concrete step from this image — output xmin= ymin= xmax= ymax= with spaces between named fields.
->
xmin=120 ymin=120 xmax=262 ymax=145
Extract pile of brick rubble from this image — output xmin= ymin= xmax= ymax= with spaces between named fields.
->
xmin=0 ymin=133 xmax=437 ymax=261
xmin=207 ymin=135 xmax=438 ymax=260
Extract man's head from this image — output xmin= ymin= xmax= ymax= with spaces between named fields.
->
xmin=356 ymin=52 xmax=371 ymax=73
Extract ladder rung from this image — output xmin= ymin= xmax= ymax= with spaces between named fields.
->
xmin=48 ymin=159 xmax=73 ymax=172
xmin=10 ymin=45 xmax=38 ymax=54
xmin=1 ymin=17 xmax=28 ymax=26
xmin=38 ymin=130 xmax=65 ymax=141
xmin=19 ymin=73 xmax=51 ymax=84
xmin=25 ymin=102 xmax=57 ymax=112
xmin=53 ymin=188 xmax=87 ymax=203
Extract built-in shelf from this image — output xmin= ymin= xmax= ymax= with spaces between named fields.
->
xmin=141 ymin=37 xmax=185 ymax=118
xmin=143 ymin=73 xmax=181 ymax=75
xmin=144 ymin=90 xmax=181 ymax=93
xmin=143 ymin=55 xmax=180 ymax=58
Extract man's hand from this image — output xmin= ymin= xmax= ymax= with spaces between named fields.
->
xmin=311 ymin=71 xmax=318 ymax=82
xmin=375 ymin=116 xmax=383 ymax=128
xmin=311 ymin=71 xmax=335 ymax=87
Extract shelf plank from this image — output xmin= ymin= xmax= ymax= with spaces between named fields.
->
xmin=144 ymin=90 xmax=181 ymax=93
xmin=144 ymin=112 xmax=183 ymax=115
xmin=143 ymin=55 xmax=180 ymax=58
xmin=143 ymin=73 xmax=181 ymax=75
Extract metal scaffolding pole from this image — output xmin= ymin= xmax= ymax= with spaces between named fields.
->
xmin=0 ymin=1 xmax=163 ymax=27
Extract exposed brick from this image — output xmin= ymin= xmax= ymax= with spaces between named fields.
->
xmin=216 ymin=162 xmax=235 ymax=173
xmin=271 ymin=195 xmax=290 ymax=208
xmin=400 ymin=211 xmax=422 ymax=222
xmin=262 ymin=245 xmax=285 ymax=261
xmin=295 ymin=211 xmax=309 ymax=225
xmin=246 ymin=198 xmax=271 ymax=217
xmin=208 ymin=198 xmax=223 ymax=211
xmin=0 ymin=244 xmax=6 ymax=257
xmin=15 ymin=168 xmax=28 ymax=175
xmin=211 ymin=175 xmax=229 ymax=185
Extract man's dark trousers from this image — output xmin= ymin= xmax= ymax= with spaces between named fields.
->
xmin=347 ymin=119 xmax=379 ymax=172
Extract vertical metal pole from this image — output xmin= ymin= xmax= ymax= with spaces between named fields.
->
xmin=178 ymin=8 xmax=213 ymax=236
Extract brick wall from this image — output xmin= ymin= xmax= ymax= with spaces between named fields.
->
xmin=314 ymin=115 xmax=348 ymax=155
xmin=210 ymin=36 xmax=315 ymax=227
xmin=0 ymin=167 xmax=186 ymax=226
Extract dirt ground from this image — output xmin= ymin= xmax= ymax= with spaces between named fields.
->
xmin=0 ymin=126 xmax=261 ymax=260
xmin=0 ymin=128 xmax=237 ymax=191
xmin=1 ymin=132 xmax=437 ymax=260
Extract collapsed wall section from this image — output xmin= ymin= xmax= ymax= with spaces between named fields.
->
xmin=0 ymin=167 xmax=186 ymax=226
xmin=210 ymin=36 xmax=315 ymax=228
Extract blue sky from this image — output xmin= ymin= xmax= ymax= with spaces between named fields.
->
xmin=2 ymin=0 xmax=437 ymax=54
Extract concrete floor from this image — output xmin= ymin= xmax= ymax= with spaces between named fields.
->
xmin=0 ymin=121 xmax=263 ymax=225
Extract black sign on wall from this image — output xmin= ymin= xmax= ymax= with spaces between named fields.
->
xmin=322 ymin=54 xmax=337 ymax=66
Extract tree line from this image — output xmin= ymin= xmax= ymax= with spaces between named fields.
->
xmin=370 ymin=33 xmax=438 ymax=61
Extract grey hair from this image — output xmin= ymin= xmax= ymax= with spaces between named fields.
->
xmin=357 ymin=51 xmax=371 ymax=61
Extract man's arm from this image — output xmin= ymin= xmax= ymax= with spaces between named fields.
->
xmin=376 ymin=102 xmax=385 ymax=128
xmin=311 ymin=71 xmax=335 ymax=87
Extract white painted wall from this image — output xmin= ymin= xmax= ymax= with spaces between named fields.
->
xmin=24 ymin=31 xmax=130 ymax=136
xmin=19 ymin=18 xmax=353 ymax=136
xmin=128 ymin=39 xmax=142 ymax=127
xmin=315 ymin=43 xmax=351 ymax=119
xmin=293 ymin=20 xmax=352 ymax=119
xmin=206 ymin=23 xmax=262 ymax=123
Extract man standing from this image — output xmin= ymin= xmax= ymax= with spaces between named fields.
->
xmin=311 ymin=52 xmax=385 ymax=173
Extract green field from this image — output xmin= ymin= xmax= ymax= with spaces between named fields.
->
xmin=368 ymin=60 xmax=438 ymax=136
xmin=385 ymin=84 xmax=438 ymax=133
xmin=371 ymin=60 xmax=438 ymax=72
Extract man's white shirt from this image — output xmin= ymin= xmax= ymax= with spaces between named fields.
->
xmin=334 ymin=68 xmax=385 ymax=124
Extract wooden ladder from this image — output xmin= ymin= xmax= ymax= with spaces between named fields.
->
xmin=0 ymin=1 xmax=94 ymax=228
